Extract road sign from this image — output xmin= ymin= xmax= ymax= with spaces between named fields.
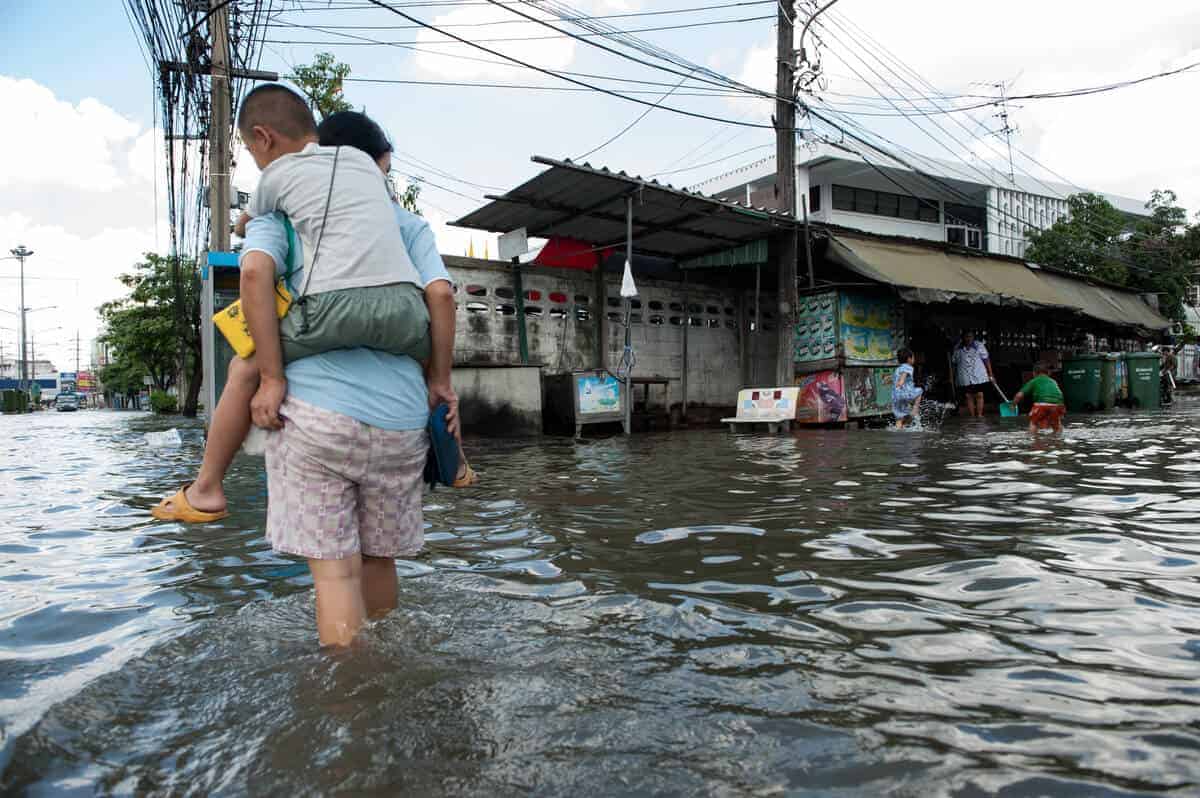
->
xmin=499 ymin=227 xmax=529 ymax=261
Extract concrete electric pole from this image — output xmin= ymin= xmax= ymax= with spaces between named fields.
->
xmin=774 ymin=3 xmax=797 ymax=387
xmin=10 ymin=245 xmax=33 ymax=393
xmin=209 ymin=0 xmax=231 ymax=255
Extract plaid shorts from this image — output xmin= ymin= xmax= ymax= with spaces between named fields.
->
xmin=264 ymin=397 xmax=428 ymax=560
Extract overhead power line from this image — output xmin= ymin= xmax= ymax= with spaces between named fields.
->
xmin=264 ymin=13 xmax=773 ymax=45
xmin=347 ymin=0 xmax=782 ymax=129
xmin=574 ymin=70 xmax=694 ymax=161
xmin=266 ymin=1 xmax=775 ymax=29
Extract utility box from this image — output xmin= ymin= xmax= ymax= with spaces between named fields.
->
xmin=544 ymin=370 xmax=627 ymax=437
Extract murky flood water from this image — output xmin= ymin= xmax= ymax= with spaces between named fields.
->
xmin=3 ymin=404 xmax=1200 ymax=795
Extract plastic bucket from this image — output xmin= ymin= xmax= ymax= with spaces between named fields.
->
xmin=999 ymin=401 xmax=1020 ymax=417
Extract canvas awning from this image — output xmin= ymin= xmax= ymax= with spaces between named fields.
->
xmin=826 ymin=232 xmax=1169 ymax=331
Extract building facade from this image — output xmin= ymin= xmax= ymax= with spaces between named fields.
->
xmin=693 ymin=144 xmax=1146 ymax=260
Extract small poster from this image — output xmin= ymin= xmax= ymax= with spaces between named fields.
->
xmin=795 ymin=370 xmax=847 ymax=423
xmin=844 ymin=366 xmax=895 ymax=417
xmin=793 ymin=291 xmax=838 ymax=363
xmin=577 ymin=373 xmax=622 ymax=416
xmin=840 ymin=292 xmax=902 ymax=365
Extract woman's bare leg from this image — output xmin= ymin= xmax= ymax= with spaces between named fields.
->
xmin=310 ymin=556 xmax=367 ymax=647
xmin=361 ymin=555 xmax=398 ymax=619
xmin=186 ymin=355 xmax=260 ymax=513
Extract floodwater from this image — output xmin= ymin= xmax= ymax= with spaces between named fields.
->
xmin=2 ymin=404 xmax=1200 ymax=796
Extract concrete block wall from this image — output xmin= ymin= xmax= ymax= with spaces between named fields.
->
xmin=445 ymin=256 xmax=779 ymax=408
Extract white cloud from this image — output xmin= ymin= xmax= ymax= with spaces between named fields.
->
xmin=725 ymin=0 xmax=1200 ymax=213
xmin=411 ymin=5 xmax=578 ymax=81
xmin=0 ymin=77 xmax=141 ymax=192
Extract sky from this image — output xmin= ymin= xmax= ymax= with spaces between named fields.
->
xmin=0 ymin=0 xmax=1198 ymax=374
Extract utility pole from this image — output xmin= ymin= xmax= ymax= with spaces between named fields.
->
xmin=10 ymin=245 xmax=33 ymax=394
xmin=75 ymin=329 xmax=80 ymax=374
xmin=774 ymin=2 xmax=797 ymax=387
xmin=209 ymin=0 xmax=231 ymax=255
xmin=994 ymin=81 xmax=1016 ymax=185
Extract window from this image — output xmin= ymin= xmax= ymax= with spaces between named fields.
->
xmin=832 ymin=184 xmax=854 ymax=211
xmin=833 ymin=184 xmax=939 ymax=222
xmin=808 ymin=184 xmax=821 ymax=213
xmin=947 ymin=227 xmax=965 ymax=246
xmin=967 ymin=229 xmax=982 ymax=250
xmin=853 ymin=188 xmax=876 ymax=214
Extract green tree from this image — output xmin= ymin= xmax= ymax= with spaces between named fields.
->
xmin=397 ymin=179 xmax=422 ymax=216
xmin=291 ymin=52 xmax=352 ymax=120
xmin=292 ymin=52 xmax=424 ymax=215
xmin=98 ymin=253 xmax=203 ymax=415
xmin=1123 ymin=189 xmax=1195 ymax=322
xmin=1025 ymin=192 xmax=1129 ymax=284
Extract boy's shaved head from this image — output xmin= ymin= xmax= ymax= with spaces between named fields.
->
xmin=237 ymin=84 xmax=316 ymax=140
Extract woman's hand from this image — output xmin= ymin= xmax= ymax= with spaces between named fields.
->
xmin=251 ymin=375 xmax=288 ymax=430
xmin=233 ymin=211 xmax=251 ymax=239
xmin=428 ymin=380 xmax=460 ymax=440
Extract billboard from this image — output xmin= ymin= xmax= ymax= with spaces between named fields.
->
xmin=77 ymin=371 xmax=96 ymax=393
xmin=795 ymin=370 xmax=847 ymax=423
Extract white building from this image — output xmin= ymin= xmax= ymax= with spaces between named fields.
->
xmin=692 ymin=143 xmax=1148 ymax=260
xmin=0 ymin=358 xmax=57 ymax=380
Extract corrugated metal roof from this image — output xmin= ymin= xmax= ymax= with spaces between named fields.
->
xmin=827 ymin=232 xmax=1170 ymax=331
xmin=453 ymin=156 xmax=799 ymax=260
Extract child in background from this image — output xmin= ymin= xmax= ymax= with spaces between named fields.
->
xmin=1013 ymin=363 xmax=1066 ymax=434
xmin=892 ymin=348 xmax=923 ymax=429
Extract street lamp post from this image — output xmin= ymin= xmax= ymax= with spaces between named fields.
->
xmin=9 ymin=246 xmax=33 ymax=392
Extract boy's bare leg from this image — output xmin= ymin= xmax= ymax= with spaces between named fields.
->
xmin=361 ymin=555 xmax=398 ymax=619
xmin=186 ymin=355 xmax=260 ymax=513
xmin=310 ymin=556 xmax=367 ymax=647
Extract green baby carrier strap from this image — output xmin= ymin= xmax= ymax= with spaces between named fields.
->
xmin=280 ymin=215 xmax=300 ymax=295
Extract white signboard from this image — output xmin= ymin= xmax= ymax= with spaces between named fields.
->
xmin=498 ymin=227 xmax=529 ymax=261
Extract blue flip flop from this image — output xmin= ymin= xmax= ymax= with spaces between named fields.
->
xmin=424 ymin=403 xmax=460 ymax=488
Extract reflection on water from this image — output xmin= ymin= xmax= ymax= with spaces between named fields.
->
xmin=3 ymin=406 xmax=1200 ymax=795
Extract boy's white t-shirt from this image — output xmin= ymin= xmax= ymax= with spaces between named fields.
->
xmin=247 ymin=142 xmax=421 ymax=293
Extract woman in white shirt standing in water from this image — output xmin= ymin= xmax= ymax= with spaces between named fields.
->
xmin=952 ymin=330 xmax=994 ymax=417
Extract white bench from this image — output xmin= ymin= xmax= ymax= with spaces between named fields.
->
xmin=721 ymin=387 xmax=800 ymax=433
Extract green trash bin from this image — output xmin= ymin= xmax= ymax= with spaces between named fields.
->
xmin=1124 ymin=351 xmax=1161 ymax=409
xmin=1098 ymin=354 xmax=1119 ymax=410
xmin=1062 ymin=354 xmax=1104 ymax=412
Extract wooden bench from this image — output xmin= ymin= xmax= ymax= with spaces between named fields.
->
xmin=721 ymin=387 xmax=800 ymax=433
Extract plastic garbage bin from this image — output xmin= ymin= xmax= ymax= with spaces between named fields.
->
xmin=1124 ymin=351 xmax=1161 ymax=409
xmin=1062 ymin=354 xmax=1104 ymax=412
xmin=1099 ymin=354 xmax=1119 ymax=410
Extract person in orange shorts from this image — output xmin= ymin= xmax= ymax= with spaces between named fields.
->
xmin=1013 ymin=363 xmax=1066 ymax=434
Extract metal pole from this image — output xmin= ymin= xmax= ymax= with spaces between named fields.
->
xmin=594 ymin=257 xmax=607 ymax=370
xmin=623 ymin=195 xmax=633 ymax=435
xmin=18 ymin=254 xmax=25 ymax=394
xmin=513 ymin=256 xmax=529 ymax=364
xmin=9 ymin=245 xmax=32 ymax=396
xmin=802 ymin=194 xmax=815 ymax=290
xmin=754 ymin=265 xmax=761 ymax=385
xmin=681 ymin=270 xmax=689 ymax=421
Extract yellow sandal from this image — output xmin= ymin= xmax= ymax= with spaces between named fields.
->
xmin=151 ymin=484 xmax=229 ymax=523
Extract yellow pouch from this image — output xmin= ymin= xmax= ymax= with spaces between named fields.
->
xmin=213 ymin=280 xmax=293 ymax=359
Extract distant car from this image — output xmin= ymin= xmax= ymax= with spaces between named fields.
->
xmin=55 ymin=393 xmax=79 ymax=412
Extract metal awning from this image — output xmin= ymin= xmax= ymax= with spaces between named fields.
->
xmin=453 ymin=156 xmax=798 ymax=260
xmin=827 ymin=232 xmax=1170 ymax=331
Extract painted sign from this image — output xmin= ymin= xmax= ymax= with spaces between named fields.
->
xmin=76 ymin=371 xmax=95 ymax=393
xmin=577 ymin=372 xmax=622 ymax=416
xmin=793 ymin=290 xmax=838 ymax=363
xmin=839 ymin=292 xmax=901 ymax=365
xmin=844 ymin=366 xmax=896 ymax=417
xmin=795 ymin=370 xmax=847 ymax=423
